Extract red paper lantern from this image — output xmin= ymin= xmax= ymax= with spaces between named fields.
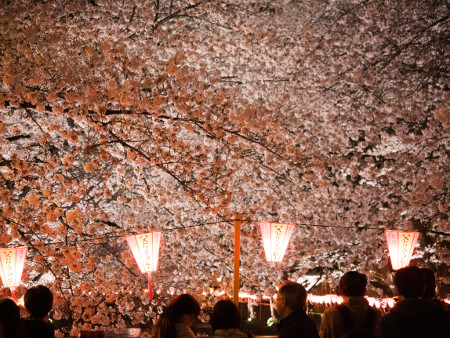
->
xmin=126 ymin=232 xmax=161 ymax=300
xmin=0 ymin=246 xmax=28 ymax=301
xmin=259 ymin=222 xmax=295 ymax=263
xmin=385 ymin=230 xmax=419 ymax=270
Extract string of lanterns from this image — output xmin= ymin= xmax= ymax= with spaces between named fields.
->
xmin=0 ymin=222 xmax=421 ymax=303
xmin=205 ymin=289 xmax=397 ymax=309
xmin=6 ymin=218 xmax=392 ymax=249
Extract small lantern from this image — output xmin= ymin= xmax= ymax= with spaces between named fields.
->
xmin=126 ymin=232 xmax=161 ymax=300
xmin=0 ymin=246 xmax=28 ymax=301
xmin=259 ymin=222 xmax=295 ymax=263
xmin=385 ymin=230 xmax=419 ymax=270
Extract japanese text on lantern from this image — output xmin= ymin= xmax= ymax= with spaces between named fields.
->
xmin=385 ymin=230 xmax=419 ymax=270
xmin=143 ymin=236 xmax=152 ymax=270
xmin=2 ymin=250 xmax=14 ymax=286
xmin=272 ymin=225 xmax=284 ymax=261
xmin=126 ymin=232 xmax=161 ymax=273
xmin=399 ymin=232 xmax=416 ymax=268
xmin=0 ymin=247 xmax=28 ymax=288
xmin=260 ymin=222 xmax=295 ymax=263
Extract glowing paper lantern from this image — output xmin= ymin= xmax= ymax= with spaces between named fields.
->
xmin=0 ymin=246 xmax=28 ymax=301
xmin=259 ymin=222 xmax=295 ymax=263
xmin=126 ymin=232 xmax=161 ymax=300
xmin=385 ymin=230 xmax=419 ymax=270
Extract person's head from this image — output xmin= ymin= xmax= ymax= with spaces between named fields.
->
xmin=0 ymin=297 xmax=23 ymax=338
xmin=152 ymin=294 xmax=200 ymax=338
xmin=24 ymin=285 xmax=53 ymax=320
xmin=420 ymin=267 xmax=436 ymax=299
xmin=210 ymin=299 xmax=241 ymax=332
xmin=274 ymin=280 xmax=307 ymax=319
xmin=166 ymin=293 xmax=201 ymax=324
xmin=338 ymin=271 xmax=368 ymax=297
xmin=394 ymin=266 xmax=425 ymax=299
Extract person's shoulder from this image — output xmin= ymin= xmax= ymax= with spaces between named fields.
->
xmin=427 ymin=299 xmax=450 ymax=312
xmin=174 ymin=323 xmax=196 ymax=338
xmin=24 ymin=318 xmax=53 ymax=328
xmin=24 ymin=319 xmax=55 ymax=338
xmin=367 ymin=305 xmax=383 ymax=317
xmin=323 ymin=305 xmax=339 ymax=313
xmin=291 ymin=311 xmax=319 ymax=336
xmin=322 ymin=305 xmax=342 ymax=317
xmin=380 ymin=309 xmax=398 ymax=321
xmin=431 ymin=299 xmax=449 ymax=311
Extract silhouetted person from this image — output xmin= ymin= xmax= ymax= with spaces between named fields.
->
xmin=420 ymin=267 xmax=449 ymax=311
xmin=378 ymin=266 xmax=450 ymax=338
xmin=24 ymin=286 xmax=55 ymax=338
xmin=319 ymin=271 xmax=382 ymax=338
xmin=210 ymin=299 xmax=246 ymax=337
xmin=0 ymin=297 xmax=25 ymax=338
xmin=152 ymin=293 xmax=200 ymax=338
xmin=274 ymin=280 xmax=319 ymax=338
xmin=421 ymin=267 xmax=436 ymax=300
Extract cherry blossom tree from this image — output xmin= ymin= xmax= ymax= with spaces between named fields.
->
xmin=0 ymin=0 xmax=448 ymax=334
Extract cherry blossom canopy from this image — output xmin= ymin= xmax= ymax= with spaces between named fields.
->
xmin=0 ymin=0 xmax=448 ymax=334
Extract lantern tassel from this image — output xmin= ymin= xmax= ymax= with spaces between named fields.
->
xmin=148 ymin=272 xmax=153 ymax=301
xmin=11 ymin=287 xmax=18 ymax=303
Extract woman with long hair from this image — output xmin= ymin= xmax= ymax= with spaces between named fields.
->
xmin=152 ymin=294 xmax=200 ymax=338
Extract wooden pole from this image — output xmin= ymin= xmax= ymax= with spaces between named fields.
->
xmin=233 ymin=214 xmax=241 ymax=307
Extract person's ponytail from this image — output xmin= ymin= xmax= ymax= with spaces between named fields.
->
xmin=152 ymin=309 xmax=176 ymax=338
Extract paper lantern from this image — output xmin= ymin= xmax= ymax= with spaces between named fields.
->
xmin=0 ymin=246 xmax=28 ymax=301
xmin=385 ymin=230 xmax=419 ymax=270
xmin=259 ymin=222 xmax=295 ymax=263
xmin=126 ymin=232 xmax=161 ymax=300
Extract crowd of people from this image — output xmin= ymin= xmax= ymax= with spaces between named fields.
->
xmin=1 ymin=266 xmax=449 ymax=338
xmin=0 ymin=285 xmax=54 ymax=338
